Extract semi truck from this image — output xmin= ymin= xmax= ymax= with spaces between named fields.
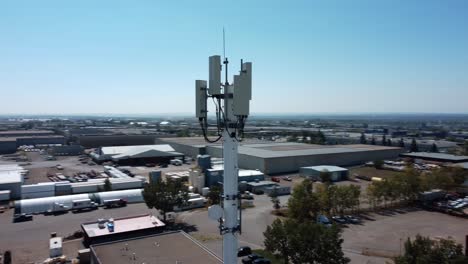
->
xmin=72 ymin=198 xmax=97 ymax=212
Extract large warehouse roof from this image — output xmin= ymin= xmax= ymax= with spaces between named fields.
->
xmin=101 ymin=144 xmax=176 ymax=155
xmin=400 ymin=152 xmax=468 ymax=162
xmin=211 ymin=142 xmax=402 ymax=159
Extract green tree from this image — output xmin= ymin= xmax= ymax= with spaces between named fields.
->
xmin=320 ymin=169 xmax=332 ymax=184
xmin=3 ymin=250 xmax=12 ymax=264
xmin=382 ymin=135 xmax=387 ymax=146
xmin=410 ymin=138 xmax=419 ymax=152
xmin=288 ymin=179 xmax=321 ymax=221
xmin=269 ymin=188 xmax=281 ymax=210
xmin=431 ymin=143 xmax=439 ymax=153
xmin=399 ymin=138 xmax=405 ymax=148
xmin=394 ymin=235 xmax=467 ymax=264
xmin=360 ymin=133 xmax=367 ymax=144
xmin=387 ymin=139 xmax=392 ymax=146
xmin=264 ymin=218 xmax=293 ymax=264
xmin=207 ymin=185 xmax=222 ymax=205
xmin=374 ymin=160 xmax=384 ymax=169
xmin=142 ymin=178 xmax=189 ymax=222
xmin=264 ymin=219 xmax=350 ymax=264
xmin=103 ymin=178 xmax=112 ymax=192
xmin=371 ymin=137 xmax=376 ymax=145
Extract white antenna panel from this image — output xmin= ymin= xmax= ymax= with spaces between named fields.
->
xmin=233 ymin=62 xmax=252 ymax=116
xmin=209 ymin=55 xmax=222 ymax=95
xmin=195 ymin=80 xmax=207 ymax=118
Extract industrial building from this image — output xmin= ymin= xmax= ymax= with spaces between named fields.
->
xmin=89 ymin=231 xmax=222 ymax=264
xmin=90 ymin=144 xmax=184 ymax=165
xmin=0 ymin=165 xmax=25 ymax=199
xmin=48 ymin=145 xmax=84 ymax=156
xmin=300 ymin=165 xmax=349 ymax=182
xmin=158 ymin=138 xmax=403 ymax=174
xmin=400 ymin=152 xmax=468 ymax=163
xmin=14 ymin=189 xmax=144 ymax=214
xmin=82 ymin=214 xmax=165 ymax=245
xmin=0 ymin=132 xmax=66 ymax=154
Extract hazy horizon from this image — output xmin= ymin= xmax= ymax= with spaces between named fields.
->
xmin=1 ymin=1 xmax=468 ymax=114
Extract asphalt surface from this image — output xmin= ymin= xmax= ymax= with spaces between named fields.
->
xmin=0 ymin=203 xmax=159 ymax=263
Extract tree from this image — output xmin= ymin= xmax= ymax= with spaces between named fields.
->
xmin=394 ymin=235 xmax=467 ymax=264
xmin=103 ymin=178 xmax=112 ymax=192
xmin=269 ymin=188 xmax=281 ymax=210
xmin=320 ymin=169 xmax=332 ymax=184
xmin=264 ymin=219 xmax=349 ymax=264
xmin=374 ymin=160 xmax=384 ymax=170
xmin=287 ymin=179 xmax=321 ymax=221
xmin=410 ymin=138 xmax=419 ymax=152
xmin=142 ymin=178 xmax=189 ymax=222
xmin=360 ymin=133 xmax=367 ymax=144
xmin=387 ymin=139 xmax=392 ymax=146
xmin=399 ymin=138 xmax=405 ymax=148
xmin=207 ymin=185 xmax=222 ymax=205
xmin=371 ymin=137 xmax=376 ymax=145
xmin=382 ymin=135 xmax=387 ymax=146
xmin=264 ymin=218 xmax=293 ymax=264
xmin=3 ymin=250 xmax=12 ymax=264
xmin=431 ymin=143 xmax=439 ymax=153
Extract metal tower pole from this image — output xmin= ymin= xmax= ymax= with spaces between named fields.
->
xmin=222 ymin=129 xmax=239 ymax=264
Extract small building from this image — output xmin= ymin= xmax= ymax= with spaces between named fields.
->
xmin=205 ymin=167 xmax=265 ymax=187
xmin=89 ymin=231 xmax=222 ymax=264
xmin=81 ymin=214 xmax=165 ymax=245
xmin=246 ymin=180 xmax=278 ymax=194
xmin=264 ymin=185 xmax=291 ymax=196
xmin=300 ymin=165 xmax=349 ymax=182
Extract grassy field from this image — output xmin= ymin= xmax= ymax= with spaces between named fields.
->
xmin=252 ymin=249 xmax=283 ymax=264
xmin=350 ymin=166 xmax=404 ymax=179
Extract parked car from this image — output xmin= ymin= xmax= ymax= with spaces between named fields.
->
xmin=242 ymin=254 xmax=261 ymax=264
xmin=283 ymin=176 xmax=292 ymax=181
xmin=271 ymin=177 xmax=280 ymax=183
xmin=332 ymin=216 xmax=348 ymax=224
xmin=241 ymin=192 xmax=254 ymax=200
xmin=145 ymin=163 xmax=156 ymax=167
xmin=159 ymin=164 xmax=168 ymax=168
xmin=344 ymin=215 xmax=360 ymax=224
xmin=103 ymin=199 xmax=127 ymax=209
xmin=13 ymin=213 xmax=33 ymax=222
xmin=238 ymin=246 xmax=252 ymax=257
xmin=317 ymin=215 xmax=332 ymax=227
xmin=253 ymin=258 xmax=271 ymax=264
xmin=56 ymin=165 xmax=64 ymax=170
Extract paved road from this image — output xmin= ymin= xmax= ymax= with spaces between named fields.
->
xmin=0 ymin=203 xmax=158 ymax=263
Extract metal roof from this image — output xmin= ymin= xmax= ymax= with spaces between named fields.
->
xmin=300 ymin=165 xmax=348 ymax=172
xmin=101 ymin=144 xmax=175 ymax=155
xmin=0 ymin=171 xmax=23 ymax=184
xmin=210 ymin=142 xmax=402 ymax=159
xmin=401 ymin=152 xmax=468 ymax=162
xmin=112 ymin=148 xmax=182 ymax=160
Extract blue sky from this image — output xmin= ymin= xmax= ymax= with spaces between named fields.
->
xmin=1 ymin=0 xmax=467 ymax=115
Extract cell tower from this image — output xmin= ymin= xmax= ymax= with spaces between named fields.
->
xmin=195 ymin=51 xmax=252 ymax=264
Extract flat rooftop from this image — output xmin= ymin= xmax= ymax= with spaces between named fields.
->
xmin=401 ymin=152 xmax=468 ymax=162
xmin=158 ymin=137 xmax=266 ymax=147
xmin=81 ymin=214 xmax=165 ymax=238
xmin=211 ymin=142 xmax=402 ymax=159
xmin=91 ymin=231 xmax=222 ymax=264
xmin=0 ymin=130 xmax=54 ymax=136
xmin=301 ymin=165 xmax=348 ymax=172
xmin=0 ymin=171 xmax=23 ymax=184
xmin=0 ymin=135 xmax=64 ymax=141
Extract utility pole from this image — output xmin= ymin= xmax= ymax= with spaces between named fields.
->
xmin=196 ymin=53 xmax=252 ymax=264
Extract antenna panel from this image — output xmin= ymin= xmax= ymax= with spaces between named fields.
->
xmin=209 ymin=55 xmax=222 ymax=95
xmin=195 ymin=80 xmax=207 ymax=118
xmin=233 ymin=62 xmax=252 ymax=116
